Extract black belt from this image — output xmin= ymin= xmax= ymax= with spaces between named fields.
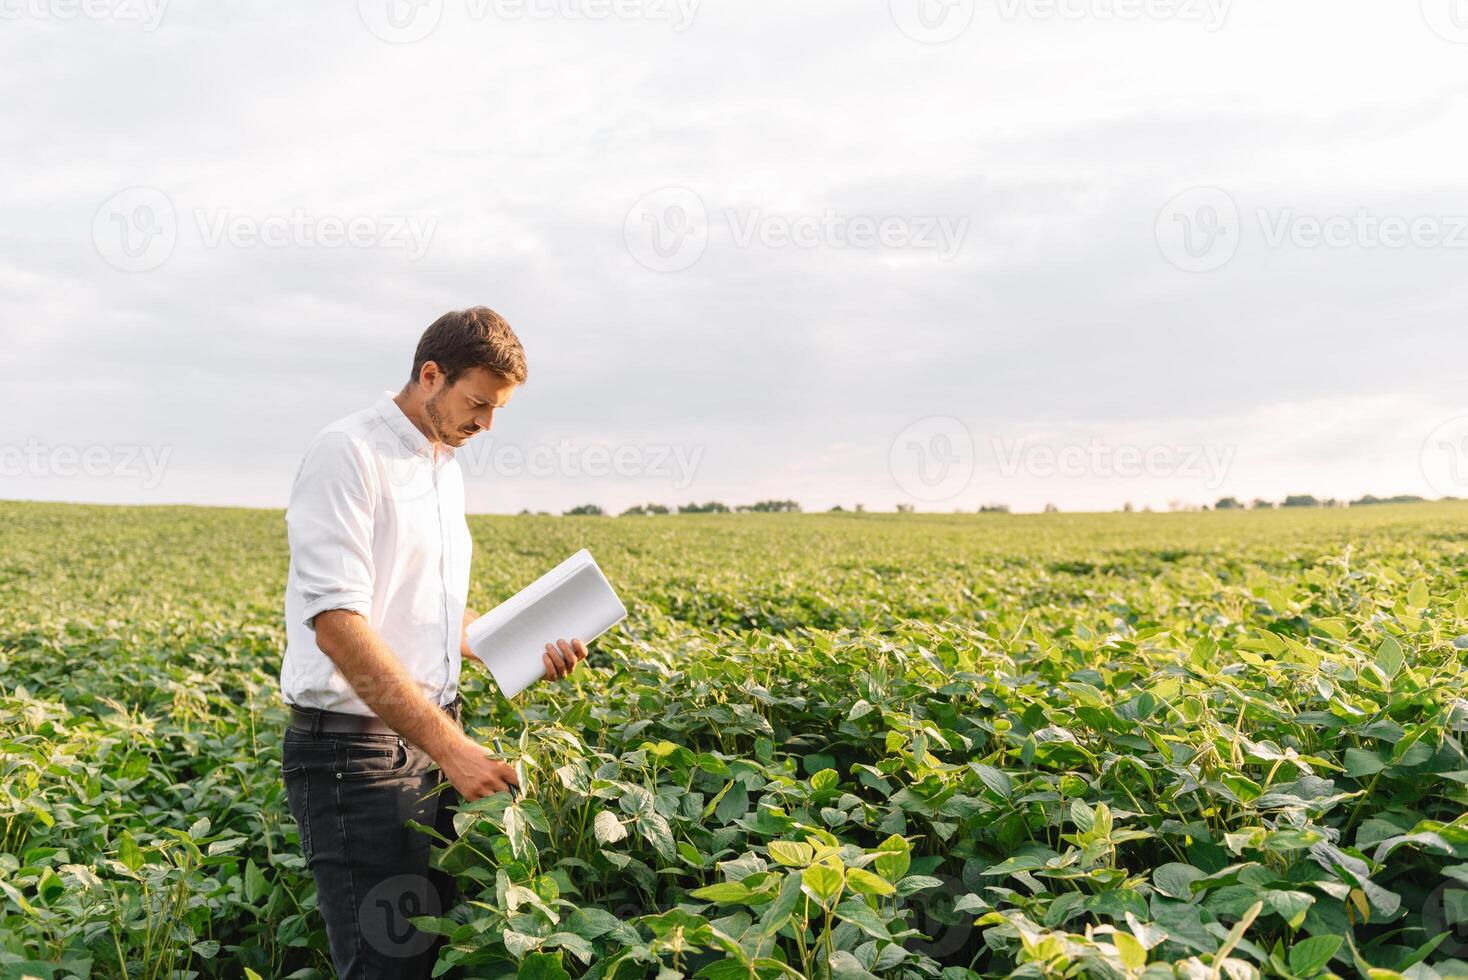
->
xmin=288 ymin=696 xmax=461 ymax=737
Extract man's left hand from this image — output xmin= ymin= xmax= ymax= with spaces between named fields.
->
xmin=543 ymin=638 xmax=587 ymax=681
xmin=462 ymin=609 xmax=482 ymax=663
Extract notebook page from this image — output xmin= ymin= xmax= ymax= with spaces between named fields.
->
xmin=465 ymin=550 xmax=626 ymax=698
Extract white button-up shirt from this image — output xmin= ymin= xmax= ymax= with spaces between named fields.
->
xmin=280 ymin=391 xmax=472 ymax=716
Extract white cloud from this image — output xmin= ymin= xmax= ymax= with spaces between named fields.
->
xmin=2 ymin=0 xmax=1467 ymax=512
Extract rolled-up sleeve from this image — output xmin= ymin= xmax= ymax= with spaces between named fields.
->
xmin=286 ymin=432 xmax=376 ymax=630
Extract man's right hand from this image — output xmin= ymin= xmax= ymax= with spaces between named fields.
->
xmin=311 ymin=611 xmax=522 ymax=801
xmin=439 ymin=739 xmax=521 ymax=801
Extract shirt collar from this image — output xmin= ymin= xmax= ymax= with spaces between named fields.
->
xmin=375 ymin=391 xmax=454 ymax=463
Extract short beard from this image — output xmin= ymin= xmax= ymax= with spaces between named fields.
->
xmin=424 ymin=390 xmax=455 ymax=444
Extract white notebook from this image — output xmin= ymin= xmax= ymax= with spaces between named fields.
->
xmin=465 ymin=549 xmax=627 ymax=698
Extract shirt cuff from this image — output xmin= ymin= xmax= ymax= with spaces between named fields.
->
xmin=302 ymin=592 xmax=372 ymax=630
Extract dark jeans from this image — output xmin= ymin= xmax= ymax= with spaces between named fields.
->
xmin=281 ymin=710 xmax=462 ymax=979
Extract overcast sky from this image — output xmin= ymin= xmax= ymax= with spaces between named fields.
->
xmin=4 ymin=0 xmax=1468 ymax=514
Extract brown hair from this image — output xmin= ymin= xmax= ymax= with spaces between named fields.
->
xmin=410 ymin=307 xmax=528 ymax=386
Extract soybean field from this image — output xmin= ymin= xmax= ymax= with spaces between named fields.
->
xmin=4 ymin=500 xmax=1468 ymax=979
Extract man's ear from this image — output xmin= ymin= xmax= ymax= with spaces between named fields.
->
xmin=418 ymin=360 xmax=443 ymax=392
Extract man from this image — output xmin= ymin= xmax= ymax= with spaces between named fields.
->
xmin=279 ymin=307 xmax=589 ymax=978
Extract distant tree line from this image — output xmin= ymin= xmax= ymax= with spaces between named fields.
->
xmin=1213 ymin=494 xmax=1427 ymax=511
xmin=543 ymin=493 xmax=1442 ymax=518
xmin=620 ymin=503 xmax=671 ymax=516
xmin=556 ymin=500 xmax=805 ymax=517
xmin=1349 ymin=494 xmax=1432 ymax=506
xmin=677 ymin=501 xmax=729 ymax=513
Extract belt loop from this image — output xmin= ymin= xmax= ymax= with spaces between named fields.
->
xmin=311 ymin=708 xmax=324 ymax=737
